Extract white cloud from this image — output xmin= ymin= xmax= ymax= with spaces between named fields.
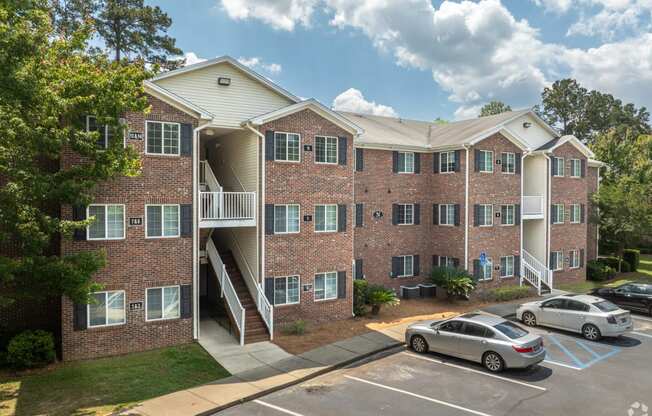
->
xmin=453 ymin=105 xmax=483 ymax=121
xmin=237 ymin=56 xmax=283 ymax=74
xmin=332 ymin=88 xmax=398 ymax=117
xmin=184 ymin=52 xmax=207 ymax=66
xmin=532 ymin=0 xmax=573 ymax=13
xmin=221 ymin=0 xmax=318 ymax=31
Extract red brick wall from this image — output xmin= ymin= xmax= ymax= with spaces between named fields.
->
xmin=586 ymin=166 xmax=600 ymax=262
xmin=468 ymin=133 xmax=522 ymax=287
xmin=262 ymin=109 xmax=354 ymax=325
xmin=60 ymin=95 xmax=197 ymax=361
xmin=550 ymin=142 xmax=589 ymax=283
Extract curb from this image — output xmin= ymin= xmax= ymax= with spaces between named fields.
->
xmin=196 ymin=341 xmax=405 ymax=415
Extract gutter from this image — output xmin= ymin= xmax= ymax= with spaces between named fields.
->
xmin=192 ymin=124 xmax=210 ymax=340
xmin=543 ymin=152 xmax=552 ymax=275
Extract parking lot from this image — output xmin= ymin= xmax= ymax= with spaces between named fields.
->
xmin=216 ymin=313 xmax=652 ymax=416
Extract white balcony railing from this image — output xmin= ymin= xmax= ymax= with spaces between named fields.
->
xmin=521 ymin=249 xmax=552 ymax=295
xmin=522 ymin=196 xmax=544 ymax=217
xmin=200 ymin=191 xmax=256 ymax=222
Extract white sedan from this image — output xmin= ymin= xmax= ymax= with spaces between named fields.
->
xmin=516 ymin=294 xmax=632 ymax=341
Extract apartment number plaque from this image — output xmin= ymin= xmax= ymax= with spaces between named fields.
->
xmin=129 ymin=132 xmax=144 ymax=140
xmin=304 ymin=215 xmax=313 ymax=222
xmin=129 ymin=217 xmax=143 ymax=226
xmin=130 ymin=302 xmax=143 ymax=311
xmin=303 ymin=284 xmax=313 ymax=292
xmin=304 ymin=144 xmax=313 ymax=151
xmin=373 ymin=211 xmax=383 ymax=219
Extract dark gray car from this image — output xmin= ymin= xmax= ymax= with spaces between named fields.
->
xmin=406 ymin=313 xmax=546 ymax=372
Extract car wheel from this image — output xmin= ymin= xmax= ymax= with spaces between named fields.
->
xmin=483 ymin=352 xmax=504 ymax=373
xmin=410 ymin=335 xmax=429 ymax=354
xmin=582 ymin=324 xmax=601 ymax=341
xmin=522 ymin=311 xmax=537 ymax=327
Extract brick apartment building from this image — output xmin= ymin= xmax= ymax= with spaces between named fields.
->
xmin=17 ymin=56 xmax=604 ymax=360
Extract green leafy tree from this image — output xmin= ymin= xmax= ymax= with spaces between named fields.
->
xmin=0 ymin=0 xmax=150 ymax=307
xmin=479 ymin=101 xmax=512 ymax=117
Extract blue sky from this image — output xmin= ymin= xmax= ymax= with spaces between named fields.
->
xmin=153 ymin=0 xmax=651 ymax=121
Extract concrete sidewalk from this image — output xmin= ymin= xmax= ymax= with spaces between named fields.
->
xmin=128 ymin=321 xmax=414 ymax=416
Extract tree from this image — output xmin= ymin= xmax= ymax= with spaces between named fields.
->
xmin=480 ymin=101 xmax=512 ymax=117
xmin=50 ymin=0 xmax=98 ymax=39
xmin=0 ymin=0 xmax=150 ymax=307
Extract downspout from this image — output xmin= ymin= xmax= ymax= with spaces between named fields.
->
xmin=519 ymin=152 xmax=528 ymax=285
xmin=543 ymin=152 xmax=552 ymax=277
xmin=245 ymin=123 xmax=265 ymax=285
xmin=463 ymin=144 xmax=470 ymax=270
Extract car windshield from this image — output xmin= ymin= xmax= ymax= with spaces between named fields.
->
xmin=593 ymin=300 xmax=619 ymax=312
xmin=494 ymin=321 xmax=528 ymax=339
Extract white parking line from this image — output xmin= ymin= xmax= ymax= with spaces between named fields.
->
xmin=253 ymin=399 xmax=305 ymax=416
xmin=543 ymin=359 xmax=583 ymax=371
xmin=632 ymin=315 xmax=652 ymax=323
xmin=631 ymin=331 xmax=652 ymax=339
xmin=344 ymin=375 xmax=494 ymax=416
xmin=402 ymin=352 xmax=547 ymax=391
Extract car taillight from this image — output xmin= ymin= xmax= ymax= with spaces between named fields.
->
xmin=513 ymin=345 xmax=534 ymax=353
xmin=607 ymin=315 xmax=617 ymax=324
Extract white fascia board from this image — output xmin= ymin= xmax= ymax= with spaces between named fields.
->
xmin=144 ymin=81 xmax=214 ymax=120
xmin=468 ymin=126 xmax=529 ymax=151
xmin=588 ymin=158 xmax=606 ymax=167
xmin=546 ymin=135 xmax=595 ymax=159
xmin=355 ymin=142 xmax=467 ymax=153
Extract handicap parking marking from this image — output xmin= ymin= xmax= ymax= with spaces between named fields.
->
xmin=543 ymin=334 xmax=621 ymax=370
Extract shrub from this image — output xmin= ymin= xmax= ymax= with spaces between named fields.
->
xmin=620 ymin=261 xmax=631 ymax=273
xmin=353 ymin=280 xmax=368 ymax=316
xmin=623 ymin=249 xmax=641 ymax=272
xmin=431 ymin=266 xmax=477 ymax=299
xmin=366 ymin=285 xmax=399 ymax=315
xmin=6 ymin=330 xmax=56 ymax=369
xmin=281 ymin=320 xmax=306 ymax=336
xmin=445 ymin=276 xmax=476 ymax=299
xmin=487 ymin=285 xmax=533 ymax=302
xmin=431 ymin=266 xmax=460 ymax=287
xmin=599 ymin=256 xmax=621 ymax=270
xmin=587 ymin=260 xmax=616 ymax=281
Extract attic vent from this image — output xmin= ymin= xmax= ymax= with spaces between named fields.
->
xmin=217 ymin=77 xmax=231 ymax=86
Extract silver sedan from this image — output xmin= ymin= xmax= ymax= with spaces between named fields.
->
xmin=406 ymin=313 xmax=546 ymax=372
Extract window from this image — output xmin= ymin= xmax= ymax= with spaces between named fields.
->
xmin=274 ymin=132 xmax=300 ymax=162
xmin=438 ymin=320 xmax=463 ymax=333
xmin=566 ymin=300 xmax=590 ymax=312
xmin=593 ymin=300 xmax=619 ymax=312
xmin=502 ymin=152 xmax=515 ymax=173
xmin=87 ymin=116 xmax=122 ymax=149
xmin=398 ymin=204 xmax=414 ymax=225
xmin=146 ymin=204 xmax=180 ymax=238
xmin=479 ymin=150 xmax=494 ymax=173
xmin=87 ymin=204 xmax=125 ymax=240
xmin=500 ymin=256 xmax=514 ymax=278
xmin=570 ymin=159 xmax=581 ymax=177
xmin=553 ymin=157 xmax=565 ymax=176
xmin=439 ymin=256 xmax=456 ymax=268
xmin=399 ymin=255 xmax=414 ymax=277
xmin=570 ymin=204 xmax=580 ymax=223
xmin=439 ymin=204 xmax=455 ymax=226
xmin=553 ymin=204 xmax=565 ymax=224
xmin=462 ymin=322 xmax=491 ymax=338
xmin=569 ymin=250 xmax=580 ymax=268
xmin=146 ymin=121 xmax=180 ymax=155
xmin=494 ymin=321 xmax=528 ymax=339
xmin=398 ymin=152 xmax=415 ymax=173
xmin=88 ymin=290 xmax=125 ymax=327
xmin=315 ymin=136 xmax=337 ymax=164
xmin=274 ymin=276 xmax=300 ymax=305
xmin=146 ymin=286 xmax=180 ymax=321
xmin=551 ymin=251 xmax=563 ymax=271
xmin=314 ymin=272 xmax=337 ymax=301
xmin=274 ymin=204 xmax=300 ymax=234
xmin=478 ymin=204 xmax=493 ymax=226
xmin=542 ymin=298 xmax=564 ymax=309
xmin=478 ymin=259 xmax=493 ymax=281
xmin=501 ymin=205 xmax=515 ymax=225
xmin=440 ymin=151 xmax=456 ymax=173
xmin=315 ymin=204 xmax=337 ymax=232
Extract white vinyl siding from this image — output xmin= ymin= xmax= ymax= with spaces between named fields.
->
xmin=274 ymin=276 xmax=300 ymax=305
xmin=146 ymin=121 xmax=180 ymax=155
xmin=439 ymin=204 xmax=455 ymax=226
xmin=314 ymin=272 xmax=337 ymax=301
xmin=146 ymin=286 xmax=180 ymax=321
xmin=478 ymin=204 xmax=493 ymax=226
xmin=88 ymin=290 xmax=125 ymax=327
xmin=87 ymin=204 xmax=125 ymax=240
xmin=500 ymin=256 xmax=514 ymax=278
xmin=274 ymin=132 xmax=300 ymax=162
xmin=274 ymin=204 xmax=300 ymax=234
xmin=315 ymin=204 xmax=337 ymax=232
xmin=479 ymin=150 xmax=494 ymax=173
xmin=315 ymin=136 xmax=337 ymax=164
xmin=146 ymin=204 xmax=180 ymax=238
xmin=398 ymin=152 xmax=415 ymax=173
xmin=440 ymin=151 xmax=455 ymax=173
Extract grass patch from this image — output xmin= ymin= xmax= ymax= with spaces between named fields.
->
xmin=557 ymin=254 xmax=652 ymax=293
xmin=0 ymin=343 xmax=229 ymax=416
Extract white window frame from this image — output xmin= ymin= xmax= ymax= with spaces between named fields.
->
xmin=479 ymin=204 xmax=493 ymax=227
xmin=553 ymin=157 xmax=565 ymax=177
xmin=274 ymin=131 xmax=301 ymax=163
xmin=439 ymin=204 xmax=455 ymax=226
xmin=145 ymin=285 xmax=181 ymax=321
xmin=570 ymin=204 xmax=581 ymax=224
xmin=87 ymin=290 xmax=126 ymax=328
xmin=500 ymin=256 xmax=514 ymax=278
xmin=479 ymin=258 xmax=493 ymax=281
xmin=570 ymin=159 xmax=581 ymax=178
xmin=315 ymin=135 xmax=338 ymax=165
xmin=145 ymin=120 xmax=180 ymax=156
xmin=479 ymin=150 xmax=494 ymax=173
xmin=553 ymin=204 xmax=565 ymax=224
xmin=569 ymin=250 xmax=580 ymax=269
xmin=86 ymin=204 xmax=126 ymax=241
xmin=398 ymin=204 xmax=415 ymax=225
xmin=314 ymin=271 xmax=338 ymax=301
xmin=398 ymin=255 xmax=415 ymax=277
xmin=315 ymin=204 xmax=337 ymax=233
xmin=439 ymin=256 xmax=456 ymax=268
xmin=86 ymin=115 xmax=126 ymax=149
xmin=273 ymin=275 xmax=300 ymax=306
xmin=502 ymin=152 xmax=515 ymax=174
xmin=552 ymin=251 xmax=563 ymax=271
xmin=501 ymin=204 xmax=515 ymax=226
xmin=398 ymin=152 xmax=415 ymax=174
xmin=274 ymin=204 xmax=300 ymax=234
xmin=440 ymin=151 xmax=456 ymax=173
xmin=145 ymin=204 xmax=180 ymax=239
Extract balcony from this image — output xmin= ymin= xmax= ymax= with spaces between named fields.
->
xmin=200 ymin=191 xmax=256 ymax=228
xmin=522 ymin=196 xmax=544 ymax=219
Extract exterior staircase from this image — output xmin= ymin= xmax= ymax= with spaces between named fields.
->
xmin=520 ymin=250 xmax=553 ymax=296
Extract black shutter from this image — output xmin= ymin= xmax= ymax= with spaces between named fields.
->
xmin=337 ymin=271 xmax=346 ymax=299
xmin=355 ymin=148 xmax=364 ymax=171
xmin=265 ymin=204 xmax=274 ymax=235
xmin=265 ymin=130 xmax=275 ymax=161
xmin=338 ymin=136 xmax=348 ymax=165
xmin=581 ymin=159 xmax=586 ymax=178
xmin=180 ymin=123 xmax=193 ymax=156
xmin=180 ymin=204 xmax=192 ymax=237
xmin=550 ymin=205 xmax=555 ymax=224
xmin=72 ymin=205 xmax=87 ymax=241
xmin=264 ymin=277 xmax=275 ymax=305
xmin=515 ymin=153 xmax=522 ymax=174
xmin=338 ymin=204 xmax=347 ymax=232
xmin=515 ymin=256 xmax=521 ymax=277
xmin=433 ymin=204 xmax=439 ymax=225
xmin=580 ymin=204 xmax=585 ymax=223
xmin=414 ymin=204 xmax=420 ymax=225
xmin=580 ymin=249 xmax=585 ymax=267
xmin=454 ymin=150 xmax=461 ymax=172
xmin=355 ymin=203 xmax=363 ymax=227
xmin=454 ymin=204 xmax=460 ymax=226
xmin=433 ymin=152 xmax=440 ymax=173
xmin=355 ymin=259 xmax=363 ymax=280
xmin=551 ymin=157 xmax=556 ymax=176
xmin=414 ymin=153 xmax=421 ymax=174
xmin=392 ymin=204 xmax=399 ymax=225
xmin=391 ymin=256 xmax=401 ymax=278
xmin=501 ymin=153 xmax=508 ymax=172
xmin=180 ymin=284 xmax=192 ymax=318
xmin=473 ymin=259 xmax=481 ymax=279
xmin=549 ymin=253 xmax=554 ymax=269
xmin=474 ymin=149 xmax=481 ymax=172
xmin=432 ymin=255 xmax=439 ymax=268
xmin=473 ymin=204 xmax=480 ymax=226
xmin=73 ymin=303 xmax=87 ymax=331
xmin=515 ymin=204 xmax=521 ymax=225
xmin=413 ymin=255 xmax=420 ymax=276
xmin=392 ymin=151 xmax=399 ymax=173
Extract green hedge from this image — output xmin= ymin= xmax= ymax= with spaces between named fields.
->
xmin=587 ymin=260 xmax=616 ymax=281
xmin=599 ymin=256 xmax=631 ymax=272
xmin=353 ymin=279 xmax=368 ymax=316
xmin=6 ymin=330 xmax=56 ymax=369
xmin=486 ymin=285 xmax=534 ymax=302
xmin=623 ymin=249 xmax=641 ymax=271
